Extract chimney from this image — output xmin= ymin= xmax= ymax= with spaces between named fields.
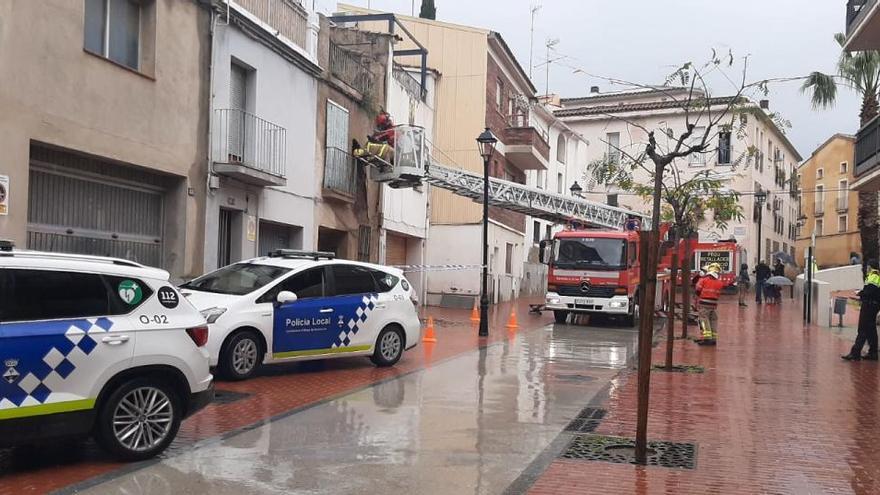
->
xmin=590 ymin=86 xmax=600 ymax=94
xmin=759 ymin=99 xmax=770 ymax=110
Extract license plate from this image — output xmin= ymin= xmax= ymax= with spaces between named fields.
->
xmin=575 ymin=298 xmax=594 ymax=305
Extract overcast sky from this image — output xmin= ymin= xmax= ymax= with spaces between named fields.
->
xmin=332 ymin=0 xmax=861 ymax=160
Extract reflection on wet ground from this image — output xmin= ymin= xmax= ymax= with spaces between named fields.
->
xmin=81 ymin=323 xmax=638 ymax=495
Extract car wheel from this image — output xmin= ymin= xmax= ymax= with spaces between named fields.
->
xmin=624 ymin=297 xmax=640 ymax=327
xmin=220 ymin=330 xmax=264 ymax=381
xmin=94 ymin=378 xmax=181 ymax=461
xmin=553 ymin=310 xmax=569 ymax=324
xmin=370 ymin=326 xmax=404 ymax=367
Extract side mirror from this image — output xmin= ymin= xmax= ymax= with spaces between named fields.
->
xmin=539 ymin=240 xmax=553 ymax=265
xmin=277 ymin=291 xmax=298 ymax=304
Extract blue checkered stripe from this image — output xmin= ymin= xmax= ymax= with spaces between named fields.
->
xmin=332 ymin=294 xmax=378 ymax=348
xmin=0 ymin=317 xmax=113 ymax=408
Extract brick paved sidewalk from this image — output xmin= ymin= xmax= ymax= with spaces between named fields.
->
xmin=529 ymin=300 xmax=880 ymax=495
xmin=0 ymin=298 xmax=550 ymax=495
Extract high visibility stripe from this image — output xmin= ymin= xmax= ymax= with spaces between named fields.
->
xmin=273 ymin=345 xmax=371 ymax=360
xmin=0 ymin=398 xmax=95 ymax=420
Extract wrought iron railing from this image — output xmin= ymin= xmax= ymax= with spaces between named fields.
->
xmin=235 ymin=0 xmax=309 ymax=50
xmin=329 ymin=42 xmax=373 ymax=96
xmin=324 ymin=146 xmax=357 ymax=195
xmin=392 ymin=63 xmax=425 ymax=101
xmin=838 ymin=196 xmax=849 ymax=212
xmin=856 ymin=115 xmax=880 ymax=177
xmin=214 ymin=108 xmax=286 ymax=177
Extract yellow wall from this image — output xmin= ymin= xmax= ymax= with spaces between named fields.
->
xmin=338 ymin=4 xmax=488 ymax=224
xmin=795 ymin=135 xmax=860 ymax=267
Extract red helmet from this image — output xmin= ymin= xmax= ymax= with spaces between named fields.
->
xmin=375 ymin=112 xmax=392 ymax=128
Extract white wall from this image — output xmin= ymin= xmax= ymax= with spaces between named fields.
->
xmin=205 ymin=22 xmax=319 ymax=270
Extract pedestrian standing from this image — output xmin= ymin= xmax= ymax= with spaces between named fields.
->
xmin=737 ymin=263 xmax=750 ymax=307
xmin=842 ymin=259 xmax=880 ymax=361
xmin=696 ymin=263 xmax=725 ymax=346
xmin=754 ymin=260 xmax=771 ymax=304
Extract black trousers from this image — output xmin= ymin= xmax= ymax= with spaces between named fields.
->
xmin=852 ymin=301 xmax=880 ymax=356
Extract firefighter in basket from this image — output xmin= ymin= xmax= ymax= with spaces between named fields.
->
xmin=695 ymin=263 xmax=725 ymax=346
xmin=353 ymin=111 xmax=395 ymax=167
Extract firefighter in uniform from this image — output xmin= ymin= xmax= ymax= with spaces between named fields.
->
xmin=695 ymin=263 xmax=725 ymax=346
xmin=842 ymin=259 xmax=880 ymax=361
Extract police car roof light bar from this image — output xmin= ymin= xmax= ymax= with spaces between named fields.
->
xmin=269 ymin=249 xmax=336 ymax=261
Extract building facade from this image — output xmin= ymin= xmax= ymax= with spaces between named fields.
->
xmin=204 ymin=0 xmax=321 ymax=271
xmin=845 ymin=0 xmax=880 ymax=192
xmin=0 ymin=0 xmax=210 ymax=280
xmin=556 ymin=87 xmax=802 ymax=267
xmin=796 ymin=134 xmax=861 ymax=267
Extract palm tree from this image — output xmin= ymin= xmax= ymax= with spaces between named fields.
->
xmin=802 ymin=33 xmax=880 ymax=273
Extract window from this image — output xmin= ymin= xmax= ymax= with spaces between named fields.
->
xmin=505 ymin=243 xmax=514 ymax=274
xmin=536 ymin=170 xmax=545 ymax=189
xmin=84 ymin=0 xmax=147 ymax=70
xmin=357 ymin=225 xmax=371 ymax=262
xmin=182 ymin=263 xmax=291 ymax=296
xmin=2 ymin=269 xmax=116 ymax=322
xmin=496 ymin=80 xmax=504 ymax=111
xmin=629 ymin=242 xmax=638 ymax=265
xmin=688 ymin=127 xmax=707 ymax=166
xmin=717 ymin=132 xmax=731 ymax=164
xmin=371 ymin=270 xmax=400 ymax=292
xmin=841 ymin=162 xmax=849 ymax=174
xmin=816 ymin=218 xmax=824 ymax=236
xmin=606 ymin=132 xmax=620 ymax=164
xmin=278 ymin=268 xmax=325 ymax=299
xmin=839 ymin=215 xmax=848 ymax=233
xmin=817 ymin=168 xmax=824 ymax=180
xmin=815 ymin=185 xmax=824 ymax=214
xmin=545 ymin=224 xmax=552 ymax=241
xmin=533 ymin=221 xmax=541 ymax=244
xmin=556 ymin=134 xmax=567 ymax=163
xmin=332 ymin=265 xmax=377 ymax=296
xmin=557 ymin=173 xmax=564 ymax=194
xmin=838 ymin=179 xmax=848 ymax=211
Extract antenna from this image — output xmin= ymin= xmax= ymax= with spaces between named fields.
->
xmin=528 ymin=3 xmax=542 ymax=80
xmin=544 ymin=38 xmax=560 ymax=96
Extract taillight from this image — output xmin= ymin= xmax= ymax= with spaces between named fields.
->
xmin=186 ymin=325 xmax=209 ymax=347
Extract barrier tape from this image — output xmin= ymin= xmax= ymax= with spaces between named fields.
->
xmin=392 ymin=264 xmax=484 ymax=273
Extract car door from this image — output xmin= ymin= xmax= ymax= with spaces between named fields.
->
xmin=0 ymin=269 xmax=134 ymax=416
xmin=326 ymin=264 xmax=382 ymax=353
xmin=270 ymin=266 xmax=336 ymax=359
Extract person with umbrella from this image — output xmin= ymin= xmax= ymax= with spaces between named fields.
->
xmin=842 ymin=259 xmax=880 ymax=361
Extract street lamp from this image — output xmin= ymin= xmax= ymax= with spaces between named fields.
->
xmin=754 ymin=190 xmax=768 ymax=265
xmin=569 ymin=181 xmax=583 ymax=198
xmin=476 ymin=127 xmax=497 ymax=338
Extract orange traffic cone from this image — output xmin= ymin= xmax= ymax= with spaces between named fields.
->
xmin=470 ymin=299 xmax=480 ymax=322
xmin=505 ymin=307 xmax=519 ymax=330
xmin=422 ymin=316 xmax=437 ymax=343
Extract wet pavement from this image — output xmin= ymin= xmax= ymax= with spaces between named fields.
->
xmin=75 ymin=321 xmax=638 ymax=494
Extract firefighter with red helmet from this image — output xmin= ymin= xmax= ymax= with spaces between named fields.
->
xmin=695 ymin=263 xmax=725 ymax=345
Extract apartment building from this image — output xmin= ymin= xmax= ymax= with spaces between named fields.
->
xmin=844 ymin=1 xmax=880 ymax=192
xmin=204 ymin=0 xmax=321 ymax=271
xmin=0 ymin=0 xmax=210 ymax=279
xmin=556 ymin=87 xmax=802 ymax=267
xmin=795 ymin=134 xmax=861 ymax=267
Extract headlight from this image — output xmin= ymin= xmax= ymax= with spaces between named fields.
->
xmin=200 ymin=307 xmax=227 ymax=324
xmin=608 ymin=300 xmax=627 ymax=309
xmin=547 ymin=297 xmax=561 ymax=305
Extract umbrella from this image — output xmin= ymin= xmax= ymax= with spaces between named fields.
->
xmin=771 ymin=251 xmax=794 ymax=265
xmin=766 ymin=276 xmax=793 ymax=286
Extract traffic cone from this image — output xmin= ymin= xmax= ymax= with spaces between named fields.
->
xmin=422 ymin=316 xmax=437 ymax=343
xmin=505 ymin=307 xmax=519 ymax=330
xmin=470 ymin=299 xmax=480 ymax=322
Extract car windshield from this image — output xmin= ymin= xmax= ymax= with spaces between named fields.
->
xmin=180 ymin=263 xmax=291 ymax=295
xmin=554 ymin=238 xmax=626 ymax=270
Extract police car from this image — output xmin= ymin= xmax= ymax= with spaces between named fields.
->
xmin=179 ymin=250 xmax=421 ymax=380
xmin=0 ymin=243 xmax=213 ymax=460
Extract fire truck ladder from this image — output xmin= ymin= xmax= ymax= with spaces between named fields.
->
xmin=363 ymin=125 xmax=651 ymax=230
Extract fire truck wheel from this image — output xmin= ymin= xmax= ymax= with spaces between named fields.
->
xmin=553 ymin=311 xmax=569 ymax=324
xmin=624 ymin=296 xmax=639 ymax=327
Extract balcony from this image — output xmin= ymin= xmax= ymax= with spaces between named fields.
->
xmin=853 ymin=115 xmax=880 ymax=190
xmin=838 ymin=197 xmax=850 ymax=212
xmin=235 ymin=0 xmax=309 ymax=52
xmin=504 ymin=112 xmax=550 ymax=171
xmin=846 ymin=0 xmax=880 ymax=50
xmin=323 ymin=146 xmax=358 ymax=197
xmin=814 ymin=204 xmax=825 ymax=216
xmin=329 ymin=42 xmax=373 ymax=98
xmin=213 ymin=109 xmax=286 ymax=187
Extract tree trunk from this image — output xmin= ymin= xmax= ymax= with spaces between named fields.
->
xmin=666 ymin=234 xmax=678 ymax=370
xmin=680 ymin=231 xmax=692 ymax=339
xmin=859 ymin=92 xmax=880 ymax=277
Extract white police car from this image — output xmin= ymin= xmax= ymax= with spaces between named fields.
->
xmin=0 ymin=243 xmax=213 ymax=460
xmin=179 ymin=250 xmax=421 ymax=380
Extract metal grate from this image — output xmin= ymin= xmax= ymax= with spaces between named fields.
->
xmin=561 ymin=435 xmax=696 ymax=470
xmin=564 ymin=407 xmax=606 ymax=433
xmin=213 ymin=390 xmax=251 ymax=405
xmin=557 ymin=285 xmax=616 ymax=298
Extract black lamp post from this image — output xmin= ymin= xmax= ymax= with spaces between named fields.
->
xmin=569 ymin=181 xmax=583 ymax=198
xmin=755 ymin=190 xmax=768 ymax=265
xmin=476 ymin=128 xmax=497 ymax=337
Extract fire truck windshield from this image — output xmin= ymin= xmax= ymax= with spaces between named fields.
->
xmin=554 ymin=238 xmax=626 ymax=270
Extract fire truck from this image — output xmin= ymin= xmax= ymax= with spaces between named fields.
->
xmin=539 ymin=225 xmax=738 ymax=325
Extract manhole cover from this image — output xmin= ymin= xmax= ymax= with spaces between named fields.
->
xmin=651 ymin=364 xmax=705 ymax=374
xmin=213 ymin=390 xmax=251 ymax=405
xmin=564 ymin=407 xmax=606 ymax=433
xmin=561 ymin=435 xmax=696 ymax=469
